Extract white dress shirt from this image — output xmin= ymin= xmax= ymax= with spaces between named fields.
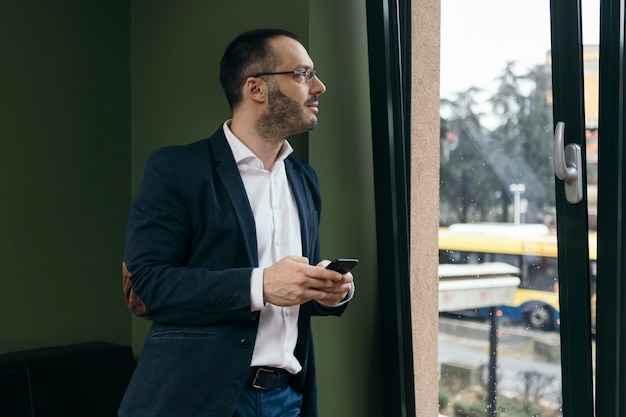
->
xmin=223 ymin=121 xmax=303 ymax=374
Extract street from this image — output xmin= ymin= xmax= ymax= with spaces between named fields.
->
xmin=438 ymin=315 xmax=563 ymax=409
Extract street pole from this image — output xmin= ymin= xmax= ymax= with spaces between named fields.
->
xmin=509 ymin=183 xmax=526 ymax=225
xmin=487 ymin=306 xmax=498 ymax=417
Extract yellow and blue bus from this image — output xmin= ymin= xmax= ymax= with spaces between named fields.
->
xmin=439 ymin=223 xmax=597 ymax=331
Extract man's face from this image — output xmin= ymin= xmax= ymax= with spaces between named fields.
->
xmin=257 ymin=86 xmax=319 ymax=139
xmin=256 ymin=37 xmax=326 ymax=140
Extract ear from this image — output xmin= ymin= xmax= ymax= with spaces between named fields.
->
xmin=244 ymin=77 xmax=267 ymax=104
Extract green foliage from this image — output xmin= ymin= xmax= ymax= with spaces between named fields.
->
xmin=452 ymin=394 xmax=544 ymax=417
xmin=490 ymin=62 xmax=555 ymax=207
xmin=440 ymin=61 xmax=555 ymax=225
xmin=440 ymin=122 xmax=506 ymax=224
xmin=439 ymin=389 xmax=450 ymax=410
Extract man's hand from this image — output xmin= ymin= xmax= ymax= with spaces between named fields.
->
xmin=263 ymin=256 xmax=354 ymax=307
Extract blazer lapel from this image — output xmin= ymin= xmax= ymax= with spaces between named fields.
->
xmin=285 ymin=159 xmax=312 ymax=258
xmin=210 ymin=131 xmax=258 ymax=266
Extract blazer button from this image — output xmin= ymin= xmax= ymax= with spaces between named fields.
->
xmin=240 ymin=339 xmax=252 ymax=349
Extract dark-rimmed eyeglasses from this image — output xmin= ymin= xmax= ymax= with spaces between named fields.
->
xmin=249 ymin=68 xmax=317 ymax=82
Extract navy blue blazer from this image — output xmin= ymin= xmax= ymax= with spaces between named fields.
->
xmin=119 ymin=127 xmax=348 ymax=417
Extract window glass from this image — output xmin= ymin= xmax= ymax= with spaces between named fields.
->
xmin=438 ymin=1 xmax=599 ymax=415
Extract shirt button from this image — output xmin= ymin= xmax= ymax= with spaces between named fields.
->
xmin=240 ymin=339 xmax=252 ymax=349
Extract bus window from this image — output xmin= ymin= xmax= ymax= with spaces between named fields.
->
xmin=523 ymin=256 xmax=558 ymax=291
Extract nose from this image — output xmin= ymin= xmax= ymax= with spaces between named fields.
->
xmin=311 ymin=75 xmax=326 ymax=95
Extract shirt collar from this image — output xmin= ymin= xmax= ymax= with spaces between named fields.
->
xmin=222 ymin=120 xmax=293 ymax=168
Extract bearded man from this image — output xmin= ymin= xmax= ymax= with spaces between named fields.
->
xmin=118 ymin=28 xmax=355 ymax=417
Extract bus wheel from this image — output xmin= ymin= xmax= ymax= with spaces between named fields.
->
xmin=525 ymin=306 xmax=553 ymax=330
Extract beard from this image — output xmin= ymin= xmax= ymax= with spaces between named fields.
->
xmin=256 ymin=87 xmax=318 ymax=142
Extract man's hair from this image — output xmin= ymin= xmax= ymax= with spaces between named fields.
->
xmin=219 ymin=28 xmax=299 ymax=110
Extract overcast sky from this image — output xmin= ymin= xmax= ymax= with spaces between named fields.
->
xmin=440 ymin=0 xmax=600 ymax=99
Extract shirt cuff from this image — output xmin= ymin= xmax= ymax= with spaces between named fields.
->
xmin=250 ymin=268 xmax=265 ymax=311
xmin=340 ymin=281 xmax=356 ymax=304
xmin=318 ymin=281 xmax=356 ymax=307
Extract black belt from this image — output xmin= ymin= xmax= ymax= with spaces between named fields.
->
xmin=246 ymin=367 xmax=292 ymax=391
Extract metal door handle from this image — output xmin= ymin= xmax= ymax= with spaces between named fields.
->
xmin=553 ymin=121 xmax=583 ymax=204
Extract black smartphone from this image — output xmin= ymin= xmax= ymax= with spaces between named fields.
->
xmin=325 ymin=258 xmax=359 ymax=274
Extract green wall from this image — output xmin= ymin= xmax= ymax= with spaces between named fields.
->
xmin=0 ymin=1 xmax=131 ymax=353
xmin=309 ymin=2 xmax=381 ymax=416
xmin=2 ymin=0 xmax=380 ymax=415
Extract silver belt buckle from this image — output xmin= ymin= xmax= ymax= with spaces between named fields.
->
xmin=252 ymin=367 xmax=273 ymax=390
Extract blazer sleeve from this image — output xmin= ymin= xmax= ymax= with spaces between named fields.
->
xmin=123 ymin=146 xmax=257 ymax=326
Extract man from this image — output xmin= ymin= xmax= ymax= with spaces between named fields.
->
xmin=118 ymin=28 xmax=355 ymax=417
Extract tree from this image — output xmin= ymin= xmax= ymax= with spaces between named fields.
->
xmin=490 ymin=62 xmax=555 ymax=209
xmin=440 ymin=95 xmax=505 ymax=224
xmin=440 ymin=61 xmax=555 ymax=224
